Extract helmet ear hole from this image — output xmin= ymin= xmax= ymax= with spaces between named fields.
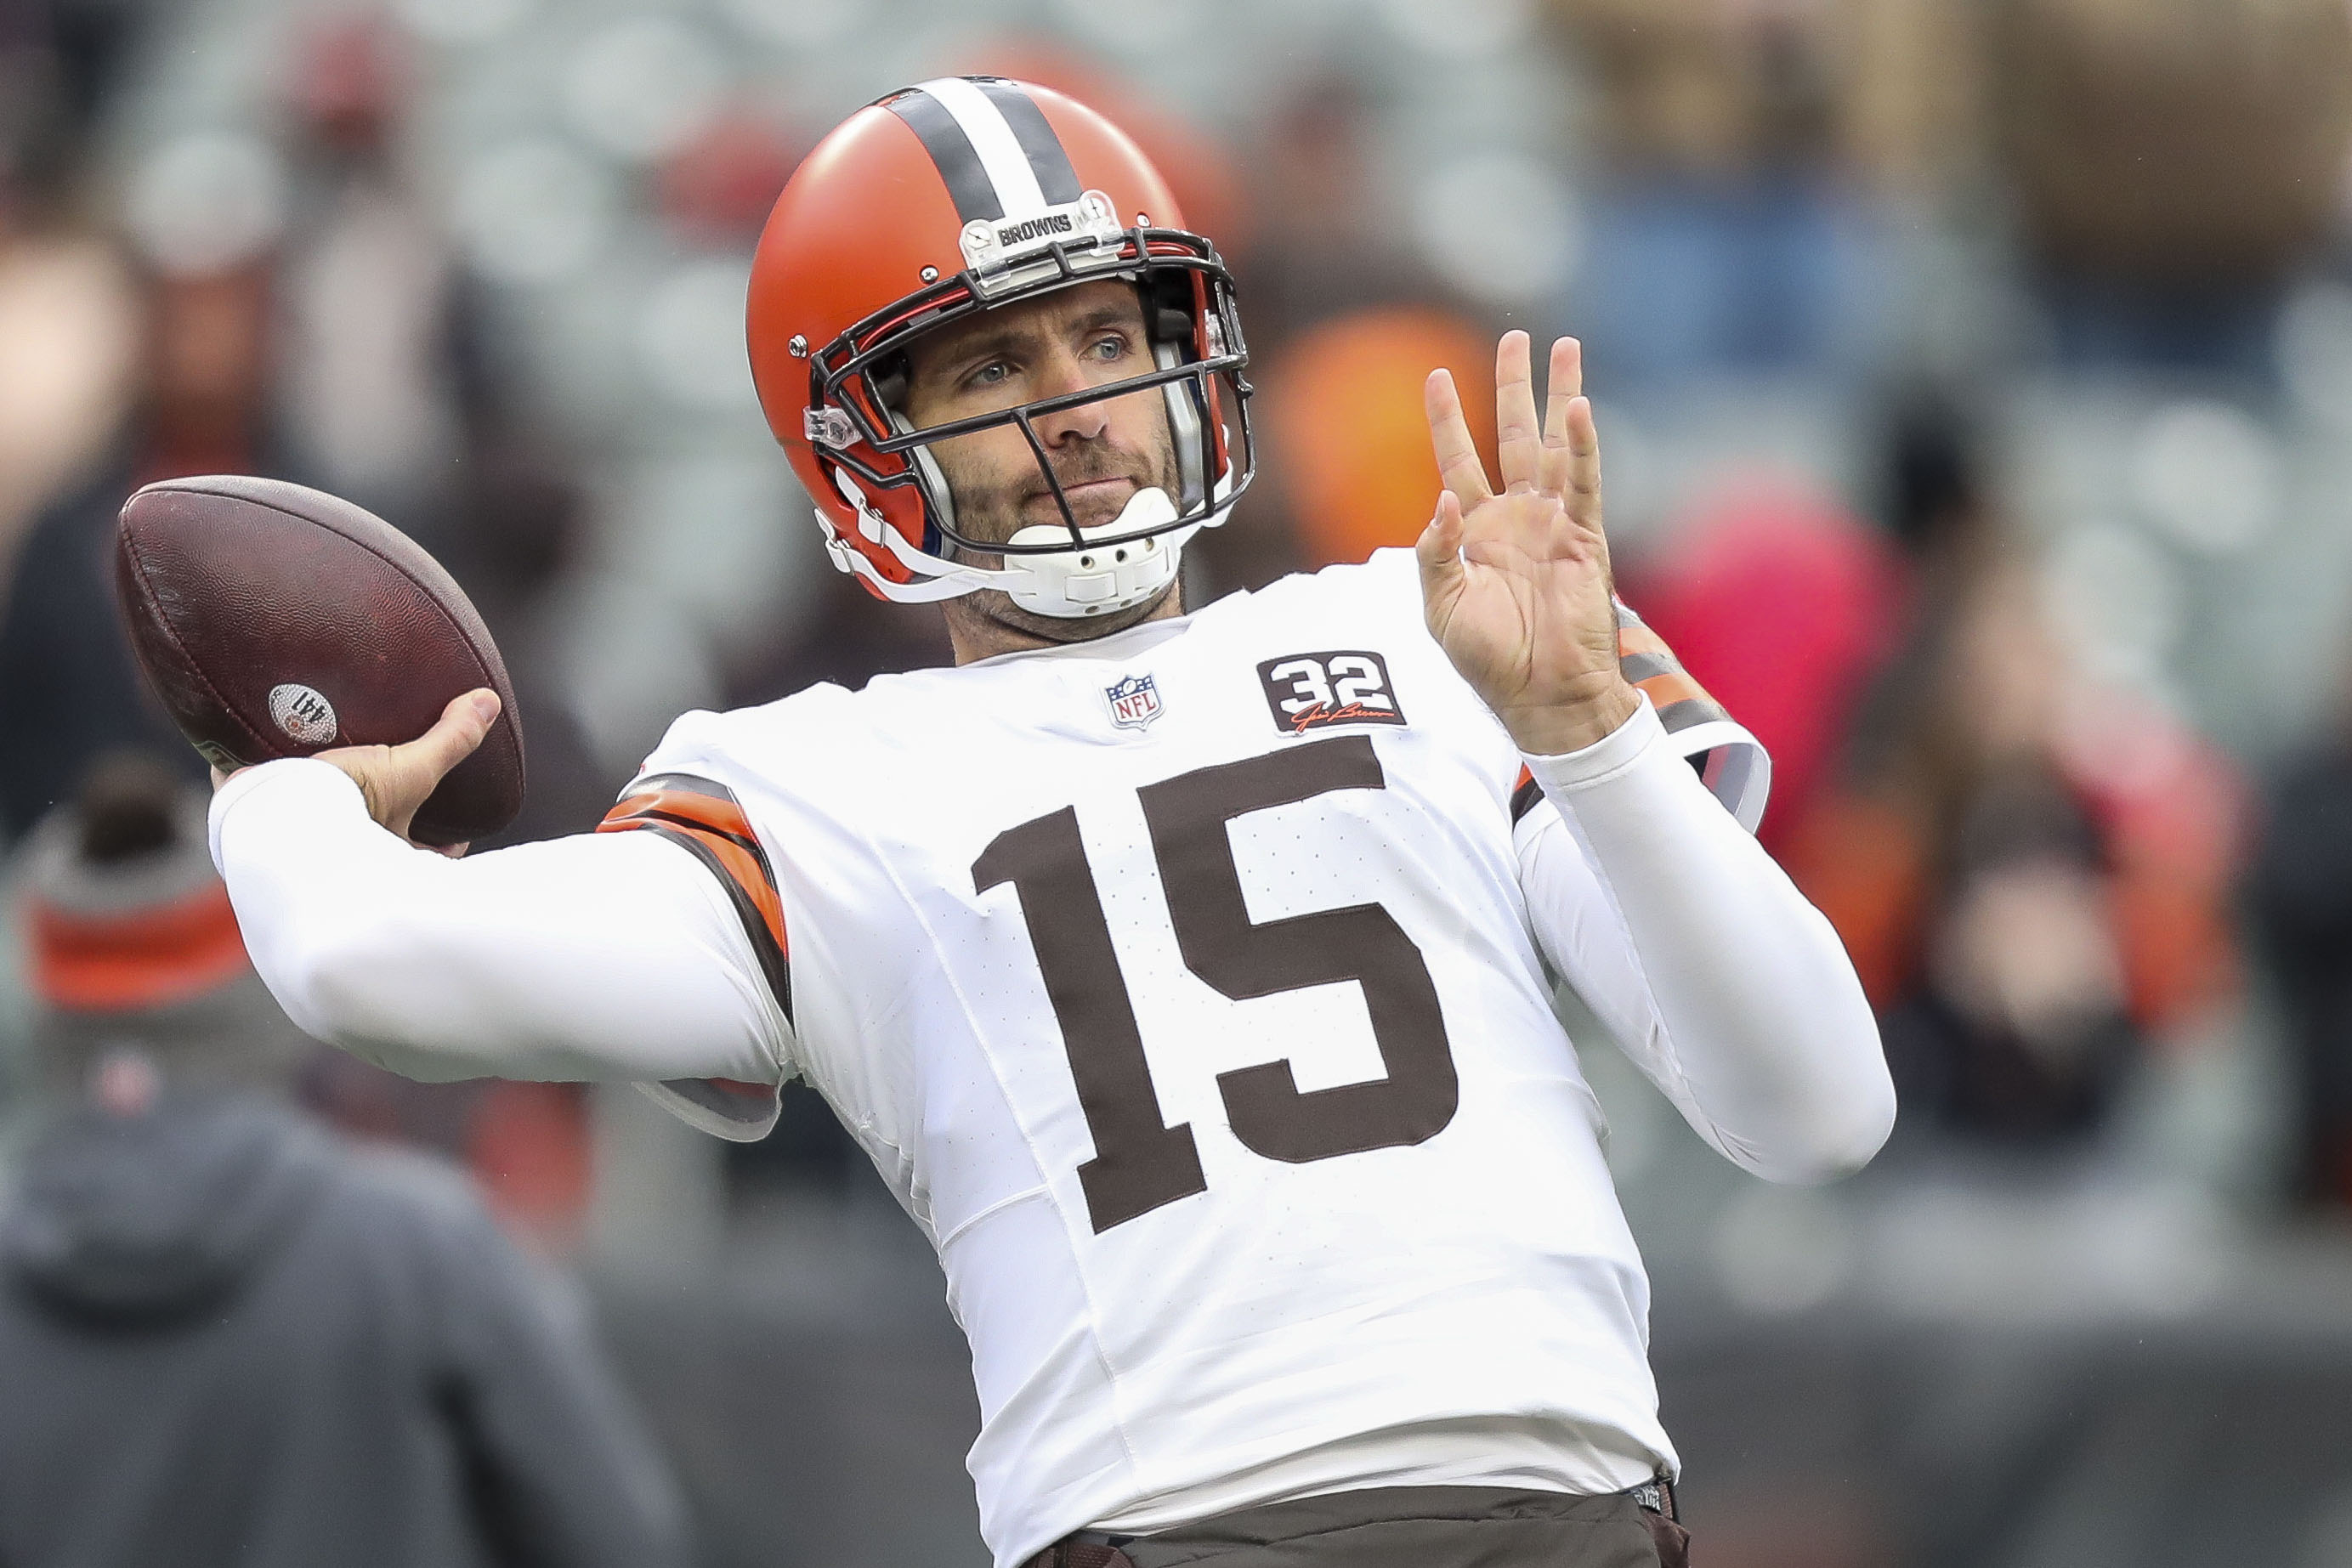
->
xmin=1144 ymin=271 xmax=1196 ymax=353
xmin=870 ymin=351 xmax=911 ymax=416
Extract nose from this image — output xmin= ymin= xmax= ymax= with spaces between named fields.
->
xmin=1029 ymin=344 xmax=1111 ymax=448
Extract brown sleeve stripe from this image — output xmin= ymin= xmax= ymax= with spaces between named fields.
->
xmin=1505 ymin=602 xmax=1736 ymax=829
xmin=1510 ymin=765 xmax=1545 ymax=824
xmin=1617 ymin=650 xmax=1680 ymax=686
xmin=598 ymin=775 xmax=791 ymax=1023
xmin=1614 ymin=599 xmax=1733 ymax=734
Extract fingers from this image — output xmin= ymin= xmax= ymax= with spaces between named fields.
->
xmin=1416 ymin=490 xmax=1466 ymax=564
xmin=1536 ymin=337 xmax=1584 ymax=495
xmin=382 ymin=689 xmax=499 ymax=840
xmin=320 ymin=688 xmax=499 ymax=841
xmin=1424 ymin=370 xmax=1493 ymax=504
xmin=1561 ymin=393 xmax=1602 ymax=524
xmin=400 ymin=688 xmax=500 ymax=785
xmin=1493 ymin=331 xmax=1542 ymax=495
xmin=1414 ymin=490 xmax=1468 ymax=618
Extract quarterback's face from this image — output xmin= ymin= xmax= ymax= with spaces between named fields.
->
xmin=901 ymin=280 xmax=1182 ymax=550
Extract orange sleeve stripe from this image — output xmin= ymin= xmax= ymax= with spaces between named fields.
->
xmin=602 ymin=786 xmax=762 ymax=851
xmin=1632 ymin=669 xmax=1709 ymax=711
xmin=1616 ymin=623 xmax=1673 ymax=660
xmin=1509 ymin=605 xmax=1739 ymax=829
xmin=599 ymin=777 xmax=791 ymax=1019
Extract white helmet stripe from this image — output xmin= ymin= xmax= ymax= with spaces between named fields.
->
xmin=913 ymin=76 xmax=1049 ymax=218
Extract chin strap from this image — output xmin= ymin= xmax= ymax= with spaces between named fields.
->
xmin=824 ymin=474 xmax=1234 ymax=617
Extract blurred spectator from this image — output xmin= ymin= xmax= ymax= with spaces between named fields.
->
xmin=0 ymin=0 xmax=157 ymax=225
xmin=0 ymin=0 xmax=143 ymax=587
xmin=0 ymin=91 xmax=299 ymax=843
xmin=0 ymin=251 xmax=278 ymax=840
xmin=0 ymin=223 xmax=133 ymax=566
xmin=1624 ymin=475 xmax=1904 ymax=852
xmin=272 ymin=14 xmax=464 ymax=524
xmin=1835 ymin=0 xmax=1989 ymax=202
xmin=1545 ymin=0 xmax=1893 ymax=388
xmin=2250 ymin=689 xmax=2352 ymax=1211
xmin=1782 ymin=505 xmax=2243 ymax=1149
xmin=0 ymin=756 xmax=691 ymax=1568
xmin=0 ymin=213 xmax=137 ymax=592
xmin=0 ymin=67 xmax=603 ymax=850
xmin=1986 ymin=0 xmax=2352 ymax=377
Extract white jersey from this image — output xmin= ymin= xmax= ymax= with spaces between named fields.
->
xmin=211 ymin=549 xmax=1891 ymax=1568
xmin=627 ymin=551 xmax=1731 ymax=1553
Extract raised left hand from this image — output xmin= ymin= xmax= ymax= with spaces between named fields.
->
xmin=1414 ymin=331 xmax=1638 ymax=756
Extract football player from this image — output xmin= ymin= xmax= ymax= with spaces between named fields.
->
xmin=210 ymin=78 xmax=1893 ymax=1568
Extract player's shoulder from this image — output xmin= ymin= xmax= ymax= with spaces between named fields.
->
xmin=627 ymin=682 xmax=866 ymax=795
xmin=1252 ymin=546 xmax=1424 ymax=615
xmin=1196 ymin=546 xmax=1425 ymax=646
xmin=1213 ymin=550 xmax=1430 ymax=653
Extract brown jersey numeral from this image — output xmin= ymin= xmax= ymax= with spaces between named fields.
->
xmin=974 ymin=735 xmax=1459 ymax=1233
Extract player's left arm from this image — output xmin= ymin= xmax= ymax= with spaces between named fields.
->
xmin=1419 ymin=333 xmax=1893 ymax=1183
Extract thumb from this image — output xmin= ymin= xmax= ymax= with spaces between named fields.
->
xmin=401 ymin=688 xmax=499 ymax=781
xmin=381 ymin=688 xmax=499 ymax=837
xmin=1416 ymin=490 xmax=1467 ymax=621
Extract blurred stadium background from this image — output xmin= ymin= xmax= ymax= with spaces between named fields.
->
xmin=7 ymin=0 xmax=2352 ymax=1563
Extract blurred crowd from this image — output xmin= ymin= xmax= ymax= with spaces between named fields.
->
xmin=3 ymin=0 xmax=2352 ymax=1384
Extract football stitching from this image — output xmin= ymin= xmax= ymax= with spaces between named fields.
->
xmin=153 ymin=482 xmax=524 ymax=782
xmin=119 ymin=526 xmax=276 ymax=761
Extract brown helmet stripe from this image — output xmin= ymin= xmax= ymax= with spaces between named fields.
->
xmin=974 ymin=77 xmax=1082 ymax=205
xmin=885 ymin=88 xmax=1003 ymax=222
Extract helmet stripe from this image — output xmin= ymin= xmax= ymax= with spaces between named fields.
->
xmin=887 ymin=88 xmax=1004 ymax=222
xmin=915 ymin=76 xmax=1050 ymax=218
xmin=974 ymin=79 xmax=1082 ymax=206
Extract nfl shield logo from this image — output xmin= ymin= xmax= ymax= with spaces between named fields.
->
xmin=1104 ymin=673 xmax=1164 ymax=730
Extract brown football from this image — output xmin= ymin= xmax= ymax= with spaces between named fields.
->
xmin=114 ymin=475 xmax=525 ymax=847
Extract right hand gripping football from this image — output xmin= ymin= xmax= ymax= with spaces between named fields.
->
xmin=215 ymin=688 xmax=500 ymax=856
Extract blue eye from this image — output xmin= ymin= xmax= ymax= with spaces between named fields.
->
xmin=970 ymin=361 xmax=1010 ymax=387
xmin=1091 ymin=336 xmax=1125 ymax=360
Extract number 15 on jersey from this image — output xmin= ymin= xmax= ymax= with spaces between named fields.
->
xmin=972 ymin=734 xmax=1459 ymax=1233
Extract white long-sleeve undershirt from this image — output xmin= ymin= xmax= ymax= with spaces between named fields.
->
xmin=1516 ymin=698 xmax=1894 ymax=1183
xmin=208 ymin=760 xmax=789 ymax=1087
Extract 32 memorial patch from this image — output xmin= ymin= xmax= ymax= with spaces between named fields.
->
xmin=1258 ymin=650 xmax=1408 ymax=735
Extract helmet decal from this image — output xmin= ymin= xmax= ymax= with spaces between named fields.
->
xmin=885 ymin=78 xmax=1083 ymax=223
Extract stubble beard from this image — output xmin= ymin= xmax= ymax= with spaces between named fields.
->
xmin=938 ymin=423 xmax=1186 ymax=648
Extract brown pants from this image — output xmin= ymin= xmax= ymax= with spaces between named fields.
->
xmin=1030 ymin=1485 xmax=1692 ymax=1568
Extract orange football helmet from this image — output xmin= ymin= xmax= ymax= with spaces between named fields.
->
xmin=746 ymin=77 xmax=1253 ymax=618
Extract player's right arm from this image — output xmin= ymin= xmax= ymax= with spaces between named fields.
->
xmin=208 ymin=691 xmax=792 ymax=1098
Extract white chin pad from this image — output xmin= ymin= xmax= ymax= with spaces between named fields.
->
xmin=1000 ymin=487 xmax=1187 ymax=619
